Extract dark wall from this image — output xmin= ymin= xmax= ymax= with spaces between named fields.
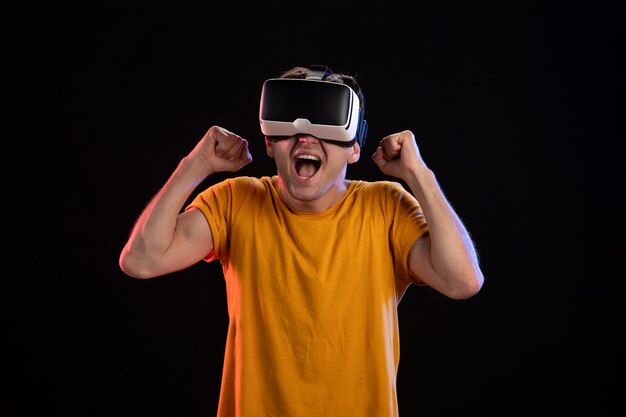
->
xmin=9 ymin=2 xmax=624 ymax=416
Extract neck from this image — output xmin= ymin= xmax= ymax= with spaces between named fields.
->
xmin=277 ymin=177 xmax=351 ymax=213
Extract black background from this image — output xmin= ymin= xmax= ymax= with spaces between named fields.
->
xmin=8 ymin=1 xmax=624 ymax=416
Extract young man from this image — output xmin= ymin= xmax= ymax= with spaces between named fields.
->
xmin=119 ymin=65 xmax=484 ymax=417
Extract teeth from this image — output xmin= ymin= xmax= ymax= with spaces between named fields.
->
xmin=296 ymin=154 xmax=320 ymax=161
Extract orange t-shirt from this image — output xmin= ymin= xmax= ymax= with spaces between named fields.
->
xmin=188 ymin=176 xmax=428 ymax=417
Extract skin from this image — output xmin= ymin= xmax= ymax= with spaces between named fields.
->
xmin=264 ymin=134 xmax=360 ymax=212
xmin=119 ymin=125 xmax=484 ymax=299
xmin=372 ymin=131 xmax=484 ymax=299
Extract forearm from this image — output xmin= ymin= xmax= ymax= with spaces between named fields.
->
xmin=404 ymin=164 xmax=484 ymax=296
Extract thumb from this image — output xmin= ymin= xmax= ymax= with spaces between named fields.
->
xmin=372 ymin=146 xmax=387 ymax=170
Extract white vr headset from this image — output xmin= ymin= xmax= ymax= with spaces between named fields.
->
xmin=259 ymin=66 xmax=368 ymax=147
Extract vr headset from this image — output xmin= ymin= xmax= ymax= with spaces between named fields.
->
xmin=259 ymin=66 xmax=368 ymax=147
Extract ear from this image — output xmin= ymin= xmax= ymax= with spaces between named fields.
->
xmin=347 ymin=142 xmax=361 ymax=164
xmin=264 ymin=137 xmax=274 ymax=158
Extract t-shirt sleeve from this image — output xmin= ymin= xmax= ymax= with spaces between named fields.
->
xmin=185 ymin=178 xmax=236 ymax=263
xmin=387 ymin=182 xmax=429 ymax=285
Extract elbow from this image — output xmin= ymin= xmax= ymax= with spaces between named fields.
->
xmin=118 ymin=251 xmax=158 ymax=280
xmin=119 ymin=264 xmax=153 ymax=280
xmin=448 ymin=268 xmax=484 ymax=300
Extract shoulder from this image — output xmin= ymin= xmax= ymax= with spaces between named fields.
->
xmin=193 ymin=176 xmax=269 ymax=205
xmin=350 ymin=180 xmax=421 ymax=215
xmin=224 ymin=175 xmax=267 ymax=189
xmin=227 ymin=176 xmax=277 ymax=205
xmin=208 ymin=176 xmax=269 ymax=194
xmin=351 ymin=179 xmax=409 ymax=199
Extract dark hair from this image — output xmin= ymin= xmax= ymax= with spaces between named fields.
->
xmin=279 ymin=66 xmax=365 ymax=115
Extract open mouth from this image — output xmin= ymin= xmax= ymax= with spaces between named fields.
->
xmin=294 ymin=154 xmax=321 ymax=179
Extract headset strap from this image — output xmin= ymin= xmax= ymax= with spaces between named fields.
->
xmin=306 ymin=65 xmax=333 ymax=80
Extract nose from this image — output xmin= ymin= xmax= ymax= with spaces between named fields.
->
xmin=297 ymin=134 xmax=319 ymax=145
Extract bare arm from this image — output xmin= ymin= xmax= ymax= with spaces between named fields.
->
xmin=372 ymin=130 xmax=484 ymax=299
xmin=119 ymin=126 xmax=252 ymax=279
